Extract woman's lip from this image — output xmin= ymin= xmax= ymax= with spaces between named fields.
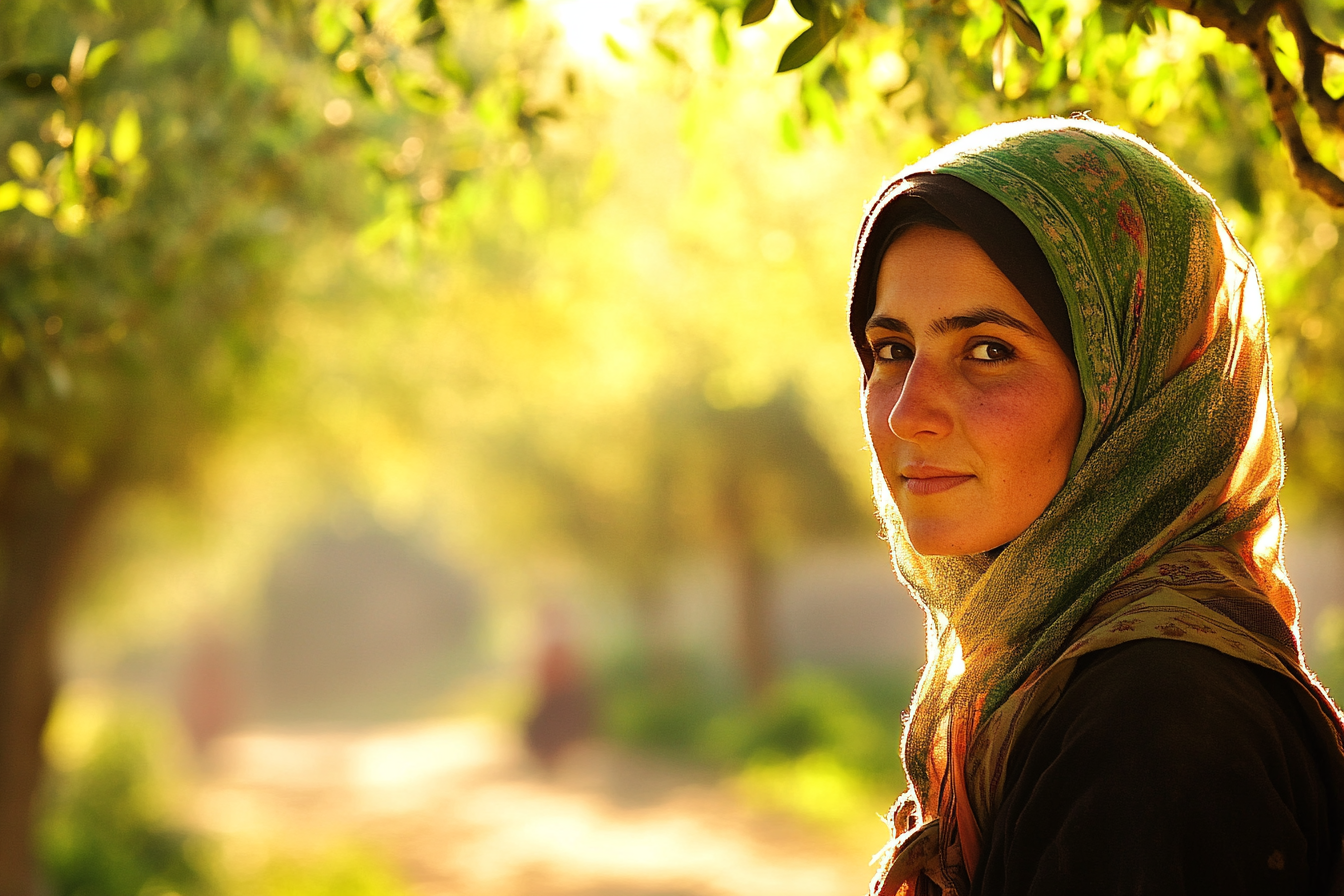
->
xmin=902 ymin=474 xmax=975 ymax=495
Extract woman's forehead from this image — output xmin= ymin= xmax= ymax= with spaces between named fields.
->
xmin=872 ymin=226 xmax=1043 ymax=332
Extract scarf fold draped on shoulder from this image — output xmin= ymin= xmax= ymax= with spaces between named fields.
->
xmin=847 ymin=118 xmax=1344 ymax=896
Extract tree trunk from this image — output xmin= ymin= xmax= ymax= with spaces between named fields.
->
xmin=631 ymin=578 xmax=676 ymax=686
xmin=0 ymin=458 xmax=103 ymax=895
xmin=718 ymin=471 xmax=774 ymax=700
xmin=730 ymin=543 xmax=772 ymax=701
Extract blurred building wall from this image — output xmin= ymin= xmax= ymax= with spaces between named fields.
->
xmin=652 ymin=526 xmax=1344 ymax=674
xmin=658 ymin=541 xmax=923 ymax=671
xmin=254 ymin=529 xmax=478 ymax=722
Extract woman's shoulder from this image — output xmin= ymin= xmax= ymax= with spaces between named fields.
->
xmin=973 ymin=638 xmax=1341 ymax=895
xmin=1021 ymin=639 xmax=1329 ymax=807
xmin=1059 ymin=638 xmax=1306 ymax=749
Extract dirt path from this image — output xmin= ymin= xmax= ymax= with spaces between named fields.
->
xmin=190 ymin=718 xmax=879 ymax=896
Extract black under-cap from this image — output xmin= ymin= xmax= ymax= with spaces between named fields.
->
xmin=849 ymin=173 xmax=1074 ymax=373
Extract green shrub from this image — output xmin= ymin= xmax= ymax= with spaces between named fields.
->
xmin=597 ymin=654 xmax=732 ymax=753
xmin=237 ymin=848 xmax=413 ymax=896
xmin=596 ymin=655 xmax=916 ymax=789
xmin=39 ymin=719 xmax=211 ymax=896
xmin=39 ymin=695 xmax=415 ymax=896
xmin=697 ymin=671 xmax=902 ymax=782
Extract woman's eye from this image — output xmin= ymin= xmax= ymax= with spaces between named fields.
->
xmin=876 ymin=343 xmax=912 ymax=362
xmin=970 ymin=341 xmax=1013 ymax=362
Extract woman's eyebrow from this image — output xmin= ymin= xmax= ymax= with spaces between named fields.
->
xmin=866 ymin=315 xmax=911 ymax=335
xmin=930 ymin=306 xmax=1041 ymax=337
xmin=866 ymin=307 xmax=1042 ymax=338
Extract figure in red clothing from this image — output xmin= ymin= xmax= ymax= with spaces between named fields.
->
xmin=177 ymin=619 xmax=241 ymax=761
xmin=523 ymin=603 xmax=594 ymax=771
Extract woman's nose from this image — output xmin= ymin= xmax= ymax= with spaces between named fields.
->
xmin=888 ymin=357 xmax=954 ymax=441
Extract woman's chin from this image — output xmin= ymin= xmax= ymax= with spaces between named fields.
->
xmin=905 ymin=530 xmax=972 ymax=557
xmin=905 ymin=525 xmax=1013 ymax=557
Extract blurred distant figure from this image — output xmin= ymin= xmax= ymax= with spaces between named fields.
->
xmin=177 ymin=620 xmax=241 ymax=761
xmin=523 ymin=604 xmax=594 ymax=771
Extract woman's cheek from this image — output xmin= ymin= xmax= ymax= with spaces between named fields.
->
xmin=863 ymin=380 xmax=897 ymax=442
xmin=964 ymin=378 xmax=1039 ymax=436
xmin=863 ymin=381 xmax=905 ymax=486
xmin=967 ymin=377 xmax=1064 ymax=460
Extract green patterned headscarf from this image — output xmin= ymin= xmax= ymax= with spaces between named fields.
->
xmin=848 ymin=118 xmax=1343 ymax=895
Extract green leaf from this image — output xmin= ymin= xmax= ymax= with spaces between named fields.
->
xmin=992 ymin=19 xmax=1009 ymax=91
xmin=819 ymin=62 xmax=847 ymax=103
xmin=416 ymin=0 xmax=445 ymax=42
xmin=742 ymin=0 xmax=776 ymax=27
xmin=652 ymin=39 xmax=682 ymax=64
xmin=604 ymin=34 xmax=631 ymax=62
xmin=1123 ymin=3 xmax=1155 ymax=34
xmin=60 ymin=153 xmax=80 ymax=200
xmin=789 ymin=0 xmax=818 ymax=23
xmin=1000 ymin=0 xmax=1044 ymax=53
xmin=353 ymin=66 xmax=375 ymax=96
xmin=8 ymin=142 xmax=42 ymax=181
xmin=864 ymin=0 xmax=896 ymax=26
xmin=229 ymin=18 xmax=262 ymax=71
xmin=73 ymin=122 xmax=105 ymax=175
xmin=777 ymin=23 xmax=831 ymax=72
xmin=510 ymin=167 xmax=548 ymax=232
xmin=801 ymin=78 xmax=843 ymax=141
xmin=83 ymin=40 xmax=121 ymax=79
xmin=777 ymin=0 xmax=841 ymax=72
xmin=53 ymin=203 xmax=87 ymax=235
xmin=713 ymin=19 xmax=731 ymax=65
xmin=0 ymin=182 xmax=20 ymax=212
xmin=313 ymin=6 xmax=349 ymax=54
xmin=111 ymin=108 xmax=141 ymax=164
xmin=21 ymin=189 xmax=53 ymax=217
xmin=778 ymin=110 xmax=802 ymax=152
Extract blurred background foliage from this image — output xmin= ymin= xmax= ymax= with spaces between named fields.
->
xmin=40 ymin=684 xmax=414 ymax=896
xmin=41 ymin=698 xmax=213 ymax=896
xmin=6 ymin=0 xmax=1344 ymax=889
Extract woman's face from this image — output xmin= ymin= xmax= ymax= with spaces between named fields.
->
xmin=864 ymin=225 xmax=1084 ymax=556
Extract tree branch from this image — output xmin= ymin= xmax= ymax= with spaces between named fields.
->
xmin=1155 ymin=0 xmax=1344 ymax=207
xmin=1251 ymin=28 xmax=1344 ymax=206
xmin=1152 ymin=0 xmax=1272 ymax=44
xmin=1275 ymin=0 xmax=1344 ymax=130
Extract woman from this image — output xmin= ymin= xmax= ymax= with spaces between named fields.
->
xmin=851 ymin=118 xmax=1344 ymax=895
